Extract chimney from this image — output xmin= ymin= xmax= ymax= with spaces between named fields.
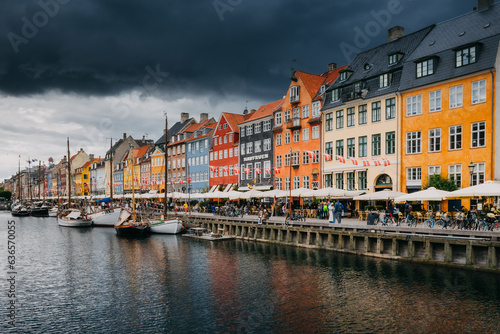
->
xmin=200 ymin=113 xmax=208 ymax=122
xmin=181 ymin=112 xmax=189 ymax=123
xmin=387 ymin=26 xmax=404 ymax=43
xmin=89 ymin=154 xmax=94 ymax=161
xmin=328 ymin=63 xmax=337 ymax=72
xmin=142 ymin=135 xmax=145 ymax=143
xmin=478 ymin=0 xmax=494 ymax=10
xmin=123 ymin=133 xmax=126 ymax=140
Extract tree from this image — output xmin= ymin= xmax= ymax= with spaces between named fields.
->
xmin=423 ymin=174 xmax=458 ymax=192
xmin=0 ymin=190 xmax=12 ymax=200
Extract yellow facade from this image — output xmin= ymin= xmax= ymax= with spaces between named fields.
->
xmin=150 ymin=148 xmax=166 ymax=193
xmin=401 ymin=71 xmax=495 ymax=193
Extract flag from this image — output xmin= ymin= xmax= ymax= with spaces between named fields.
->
xmin=244 ymin=168 xmax=251 ymax=175
xmin=152 ymin=179 xmax=157 ymax=185
xmin=336 ymin=155 xmax=346 ymax=163
xmin=222 ymin=166 xmax=229 ymax=173
xmin=187 ymin=177 xmax=191 ymax=183
xmin=178 ymin=178 xmax=183 ymax=184
xmin=372 ymin=158 xmax=381 ymax=166
xmin=264 ymin=168 xmax=271 ymax=175
xmin=323 ymin=153 xmax=332 ymax=162
xmin=361 ymin=158 xmax=370 ymax=167
xmin=274 ymin=167 xmax=281 ymax=174
xmin=142 ymin=177 xmax=148 ymax=184
xmin=209 ymin=166 xmax=216 ymax=172
xmin=306 ymin=151 xmax=316 ymax=160
xmin=161 ymin=178 xmax=165 ymax=184
xmin=233 ymin=167 xmax=240 ymax=175
xmin=170 ymin=178 xmax=175 ymax=185
xmin=382 ymin=158 xmax=391 ymax=166
xmin=255 ymin=168 xmax=262 ymax=175
xmin=348 ymin=157 xmax=358 ymax=165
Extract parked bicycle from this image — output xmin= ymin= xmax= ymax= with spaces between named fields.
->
xmin=401 ymin=213 xmax=416 ymax=227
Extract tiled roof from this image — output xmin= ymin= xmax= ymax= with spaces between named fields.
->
xmin=155 ymin=117 xmax=195 ymax=145
xmin=132 ymin=145 xmax=150 ymax=159
xmin=313 ymin=64 xmax=348 ymax=101
xmin=182 ymin=118 xmax=215 ymax=133
xmin=242 ymin=99 xmax=284 ymax=123
xmin=221 ymin=112 xmax=245 ymax=132
xmin=295 ymin=71 xmax=325 ymax=99
xmin=186 ymin=128 xmax=215 ymax=142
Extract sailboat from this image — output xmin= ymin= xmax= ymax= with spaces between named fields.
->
xmin=149 ymin=115 xmax=184 ymax=235
xmin=11 ymin=156 xmax=30 ymax=217
xmin=114 ymin=146 xmax=150 ymax=237
xmin=58 ymin=138 xmax=92 ymax=227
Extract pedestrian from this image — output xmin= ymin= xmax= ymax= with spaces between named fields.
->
xmin=387 ymin=200 xmax=396 ymax=225
xmin=404 ymin=201 xmax=411 ymax=218
xmin=334 ymin=199 xmax=344 ymax=224
xmin=328 ymin=201 xmax=335 ymax=223
xmin=323 ymin=202 xmax=329 ymax=219
xmin=258 ymin=208 xmax=263 ymax=225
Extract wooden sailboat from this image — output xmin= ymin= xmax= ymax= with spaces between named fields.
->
xmin=114 ymin=146 xmax=150 ymax=237
xmin=149 ymin=115 xmax=184 ymax=234
xmin=58 ymin=138 xmax=92 ymax=227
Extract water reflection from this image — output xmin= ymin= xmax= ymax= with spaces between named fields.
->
xmin=1 ymin=213 xmax=499 ymax=333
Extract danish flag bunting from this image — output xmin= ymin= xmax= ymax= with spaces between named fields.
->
xmin=161 ymin=178 xmax=165 ymax=184
xmin=264 ymin=168 xmax=271 ymax=175
xmin=233 ymin=167 xmax=240 ymax=175
xmin=372 ymin=158 xmax=381 ymax=166
xmin=360 ymin=158 xmax=370 ymax=167
xmin=254 ymin=168 xmax=262 ymax=175
xmin=187 ymin=177 xmax=191 ymax=183
xmin=170 ymin=178 xmax=175 ymax=185
xmin=209 ymin=166 xmax=216 ymax=172
xmin=222 ymin=166 xmax=229 ymax=173
xmin=178 ymin=178 xmax=183 ymax=184
xmin=348 ymin=157 xmax=358 ymax=165
xmin=323 ymin=153 xmax=332 ymax=162
xmin=382 ymin=158 xmax=391 ymax=166
xmin=306 ymin=151 xmax=316 ymax=160
xmin=336 ymin=155 xmax=346 ymax=163
xmin=152 ymin=179 xmax=157 ymax=185
xmin=274 ymin=167 xmax=281 ymax=174
xmin=142 ymin=177 xmax=147 ymax=184
xmin=244 ymin=168 xmax=251 ymax=175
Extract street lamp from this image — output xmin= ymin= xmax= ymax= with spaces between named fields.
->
xmin=468 ymin=161 xmax=475 ymax=187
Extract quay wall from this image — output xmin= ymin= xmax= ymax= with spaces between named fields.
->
xmin=186 ymin=217 xmax=500 ymax=272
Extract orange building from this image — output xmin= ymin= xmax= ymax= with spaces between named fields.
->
xmin=399 ymin=4 xmax=500 ymax=208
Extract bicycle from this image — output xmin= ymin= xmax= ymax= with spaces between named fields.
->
xmin=423 ymin=212 xmax=446 ymax=229
xmin=291 ymin=211 xmax=305 ymax=222
xmin=376 ymin=212 xmax=395 ymax=226
xmin=401 ymin=213 xmax=416 ymax=227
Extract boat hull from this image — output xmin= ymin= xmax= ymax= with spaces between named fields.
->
xmin=150 ymin=219 xmax=184 ymax=234
xmin=115 ymin=225 xmax=150 ymax=237
xmin=87 ymin=208 xmax=121 ymax=227
xmin=11 ymin=210 xmax=30 ymax=217
xmin=58 ymin=217 xmax=93 ymax=227
xmin=30 ymin=208 xmax=49 ymax=217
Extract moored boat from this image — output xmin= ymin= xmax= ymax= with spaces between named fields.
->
xmin=48 ymin=207 xmax=59 ymax=217
xmin=149 ymin=217 xmax=184 ymax=234
xmin=11 ymin=204 xmax=30 ymax=217
xmin=58 ymin=209 xmax=92 ymax=227
xmin=87 ymin=207 xmax=121 ymax=227
xmin=115 ymin=208 xmax=150 ymax=237
xmin=29 ymin=206 xmax=49 ymax=217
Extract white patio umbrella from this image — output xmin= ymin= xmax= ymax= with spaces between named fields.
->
xmin=190 ymin=192 xmax=207 ymax=199
xmin=353 ymin=189 xmax=406 ymax=201
xmin=262 ymin=189 xmax=288 ymax=198
xmin=205 ymin=190 xmax=230 ymax=199
xmin=447 ymin=180 xmax=500 ymax=198
xmin=227 ymin=191 xmax=246 ymax=200
xmin=394 ymin=187 xmax=450 ymax=202
xmin=240 ymin=188 xmax=265 ymax=199
xmin=312 ymin=187 xmax=346 ymax=198
xmin=290 ymin=187 xmax=314 ymax=197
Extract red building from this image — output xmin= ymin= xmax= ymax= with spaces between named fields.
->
xmin=209 ymin=112 xmax=245 ymax=191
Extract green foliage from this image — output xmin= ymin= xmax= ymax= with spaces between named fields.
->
xmin=0 ymin=190 xmax=11 ymax=200
xmin=423 ymin=174 xmax=458 ymax=192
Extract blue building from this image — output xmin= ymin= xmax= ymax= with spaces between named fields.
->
xmin=186 ymin=123 xmax=216 ymax=194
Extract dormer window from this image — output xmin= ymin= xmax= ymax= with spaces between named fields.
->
xmin=339 ymin=71 xmax=348 ymax=81
xmin=332 ymin=88 xmax=340 ymax=102
xmin=379 ymin=73 xmax=390 ymax=88
xmin=290 ymin=85 xmax=300 ymax=103
xmin=456 ymin=45 xmax=476 ymax=67
xmin=319 ymin=85 xmax=326 ymax=94
xmin=416 ymin=58 xmax=434 ymax=78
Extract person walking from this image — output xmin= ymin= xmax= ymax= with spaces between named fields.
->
xmin=387 ymin=200 xmax=396 ymax=225
xmin=334 ymin=199 xmax=344 ymax=224
xmin=328 ymin=201 xmax=335 ymax=223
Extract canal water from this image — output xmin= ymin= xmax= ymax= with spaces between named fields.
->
xmin=1 ymin=212 xmax=500 ymax=333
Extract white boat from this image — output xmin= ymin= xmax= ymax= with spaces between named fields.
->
xmin=58 ymin=209 xmax=92 ymax=227
xmin=87 ymin=207 xmax=121 ymax=227
xmin=149 ymin=218 xmax=184 ymax=234
xmin=48 ymin=207 xmax=59 ymax=217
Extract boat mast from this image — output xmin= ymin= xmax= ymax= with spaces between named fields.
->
xmin=130 ymin=146 xmax=136 ymax=221
xmin=18 ymin=157 xmax=21 ymax=204
xmin=110 ymin=138 xmax=114 ymax=200
xmin=67 ymin=137 xmax=71 ymax=208
xmin=164 ymin=115 xmax=168 ymax=218
xmin=38 ymin=160 xmax=41 ymax=200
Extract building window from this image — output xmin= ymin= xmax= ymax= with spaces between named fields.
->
xmin=246 ymin=125 xmax=253 ymax=136
xmin=263 ymin=120 xmax=271 ymax=131
xmin=429 ymin=165 xmax=441 ymax=178
xmin=372 ymin=134 xmax=381 ymax=156
xmin=324 ymin=174 xmax=333 ymax=188
xmin=293 ymin=107 xmax=300 ymax=120
xmin=302 ymin=105 xmax=309 ymax=118
xmin=358 ymin=136 xmax=367 ymax=157
xmin=358 ymin=171 xmax=367 ymax=190
xmin=264 ymin=161 xmax=271 ymax=178
xmin=276 ymin=134 xmax=282 ymax=146
xmin=332 ymin=89 xmax=340 ymax=102
xmin=276 ymin=177 xmax=282 ymax=190
xmin=388 ymin=53 xmax=398 ymax=65
xmin=379 ymin=73 xmax=390 ymax=88
xmin=372 ymin=101 xmax=381 ymax=122
xmin=291 ymin=152 xmax=300 ymax=166
xmin=276 ymin=155 xmax=282 ymax=167
xmin=336 ymin=173 xmax=344 ymax=189
xmin=284 ymin=154 xmax=290 ymax=166
xmin=246 ymin=142 xmax=253 ymax=154
xmin=254 ymin=123 xmax=261 ymax=134
xmin=386 ymin=97 xmax=395 ymax=120
xmin=449 ymin=125 xmax=462 ymax=150
xmin=263 ymin=138 xmax=271 ymax=151
xmin=285 ymin=177 xmax=290 ymax=191
xmin=456 ymin=46 xmax=476 ymax=67
xmin=312 ymin=102 xmax=321 ymax=117
xmin=429 ymin=128 xmax=441 ymax=153
xmin=325 ymin=141 xmax=333 ymax=157
xmin=471 ymin=162 xmax=485 ymax=186
xmin=347 ymin=107 xmax=355 ymax=127
xmin=336 ymin=110 xmax=344 ymax=129
xmin=293 ymin=130 xmax=300 ymax=143
xmin=285 ymin=132 xmax=291 ymax=144
xmin=347 ymin=172 xmax=355 ymax=190
xmin=303 ymin=175 xmax=310 ymax=189
xmin=241 ymin=143 xmax=245 ymax=155
xmin=336 ymin=140 xmax=344 ymax=159
xmin=416 ymin=59 xmax=434 ymax=78
xmin=290 ymin=85 xmax=300 ymax=103
xmin=275 ymin=112 xmax=282 ymax=126
xmin=449 ymin=85 xmax=463 ymax=108
xmin=229 ymin=148 xmax=233 ymax=157
xmin=358 ymin=104 xmax=367 ymax=125
xmin=302 ymin=152 xmax=309 ymax=165
xmin=224 ymin=135 xmax=227 ymax=144
xmin=224 ymin=149 xmax=228 ymax=158
xmin=312 ymin=150 xmax=319 ymax=164
xmin=254 ymin=140 xmax=262 ymax=153
xmin=235 ymin=147 xmax=239 ymax=156
xmin=240 ymin=128 xmax=245 ymax=137
xmin=429 ymin=90 xmax=441 ymax=112
xmin=246 ymin=163 xmax=253 ymax=180
xmin=407 ymin=167 xmax=422 ymax=182
xmin=347 ymin=138 xmax=355 ymax=157
xmin=302 ymin=128 xmax=309 ymax=141
xmin=325 ymin=112 xmax=333 ymax=131
xmin=472 ymin=79 xmax=486 ymax=104
xmin=471 ymin=121 xmax=486 ymax=148
xmin=406 ymin=95 xmax=422 ymax=116
xmin=406 ymin=131 xmax=422 ymax=154
xmin=449 ymin=164 xmax=462 ymax=188
xmin=284 ymin=110 xmax=291 ymax=123
xmin=339 ymin=72 xmax=347 ymax=81
xmin=386 ymin=131 xmax=395 ymax=155
xmin=312 ymin=126 xmax=319 ymax=139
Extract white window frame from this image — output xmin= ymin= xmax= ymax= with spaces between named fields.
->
xmin=471 ymin=121 xmax=486 ymax=148
xmin=429 ymin=128 xmax=441 ymax=153
xmin=406 ymin=131 xmax=422 ymax=154
xmin=449 ymin=85 xmax=463 ymax=109
xmin=449 ymin=125 xmax=462 ymax=151
xmin=406 ymin=95 xmax=422 ymax=116
xmin=429 ymin=90 xmax=441 ymax=112
xmin=472 ymin=79 xmax=486 ymax=104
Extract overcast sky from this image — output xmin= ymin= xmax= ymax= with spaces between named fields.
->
xmin=0 ymin=0 xmax=481 ymax=180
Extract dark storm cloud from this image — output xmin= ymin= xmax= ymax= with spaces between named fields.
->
xmin=0 ymin=0 xmax=478 ymax=101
